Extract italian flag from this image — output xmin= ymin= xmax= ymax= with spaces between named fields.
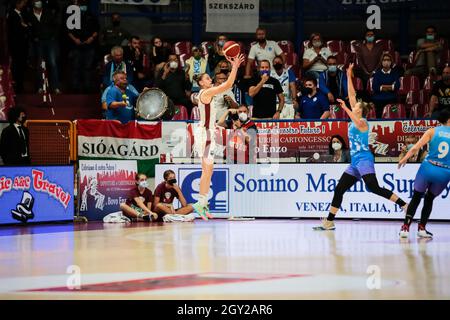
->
xmin=77 ymin=120 xmax=161 ymax=177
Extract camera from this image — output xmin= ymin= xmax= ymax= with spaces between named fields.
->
xmin=230 ymin=112 xmax=239 ymax=121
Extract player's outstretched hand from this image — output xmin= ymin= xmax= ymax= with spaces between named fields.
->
xmin=227 ymin=53 xmax=245 ymax=69
xmin=398 ymin=156 xmax=408 ymax=169
xmin=347 ymin=63 xmax=354 ymax=78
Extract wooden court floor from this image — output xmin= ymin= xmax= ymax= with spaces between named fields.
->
xmin=0 ymin=219 xmax=449 ymax=300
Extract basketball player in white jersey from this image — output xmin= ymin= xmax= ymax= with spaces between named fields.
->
xmin=192 ymin=53 xmax=245 ymax=220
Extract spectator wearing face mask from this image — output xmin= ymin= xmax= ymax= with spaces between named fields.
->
xmin=371 ymin=53 xmax=400 ymax=118
xmin=248 ymin=60 xmax=284 ymax=119
xmin=399 ymin=135 xmax=427 ymax=163
xmin=302 ymin=33 xmax=332 ymax=80
xmin=0 ymin=106 xmax=30 ymax=165
xmin=100 ymin=12 xmax=130 ymax=55
xmin=319 ymin=56 xmax=349 ymax=105
xmin=153 ymin=170 xmax=195 ymax=223
xmin=353 ymin=29 xmax=384 ymax=91
xmin=208 ymin=34 xmax=228 ymax=72
xmin=155 ymin=54 xmax=193 ymax=114
xmin=245 ymin=27 xmax=285 ymax=79
xmin=217 ymin=105 xmax=258 ymax=164
xmin=296 ymin=75 xmax=330 ymax=120
xmin=214 ymin=60 xmax=244 ymax=105
xmin=185 ymin=46 xmax=211 ymax=93
xmin=120 ymin=173 xmax=157 ymax=222
xmin=271 ymin=55 xmax=298 ymax=119
xmin=427 ymin=66 xmax=450 ymax=119
xmin=328 ymin=135 xmax=350 ymax=163
xmin=405 ymin=26 xmax=443 ymax=79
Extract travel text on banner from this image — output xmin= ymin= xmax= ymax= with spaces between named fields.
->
xmin=77 ymin=120 xmax=161 ymax=177
xmin=206 ymin=0 xmax=259 ymax=33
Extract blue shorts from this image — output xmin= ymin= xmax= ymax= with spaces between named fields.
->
xmin=345 ymin=159 xmax=376 ymax=180
xmin=414 ymin=160 xmax=450 ymax=196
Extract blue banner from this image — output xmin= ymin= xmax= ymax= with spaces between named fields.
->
xmin=0 ymin=166 xmax=74 ymax=225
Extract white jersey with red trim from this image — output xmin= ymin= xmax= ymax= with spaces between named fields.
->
xmin=198 ymin=89 xmax=217 ymax=130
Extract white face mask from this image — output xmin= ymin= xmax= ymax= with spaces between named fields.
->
xmin=34 ymin=1 xmax=43 ymax=8
xmin=312 ymin=41 xmax=322 ymax=48
xmin=332 ymin=142 xmax=342 ymax=151
xmin=238 ymin=112 xmax=248 ymax=122
xmin=138 ymin=181 xmax=148 ymax=188
xmin=169 ymin=61 xmax=178 ymax=69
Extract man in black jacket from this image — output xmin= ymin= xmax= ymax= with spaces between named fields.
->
xmin=0 ymin=107 xmax=30 ymax=165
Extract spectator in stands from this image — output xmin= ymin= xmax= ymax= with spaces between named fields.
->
xmin=155 ymin=54 xmax=193 ymax=115
xmin=296 ymin=75 xmax=330 ymax=119
xmin=245 ymin=27 xmax=284 ymax=79
xmin=371 ymin=53 xmax=400 ymax=118
xmin=302 ymin=33 xmax=332 ymax=80
xmin=328 ymin=135 xmax=350 ymax=163
xmin=185 ymin=46 xmax=211 ymax=93
xmin=248 ymin=60 xmax=284 ymax=119
xmin=271 ymin=55 xmax=298 ymax=119
xmin=105 ymin=70 xmax=137 ymax=124
xmin=124 ymin=36 xmax=150 ymax=92
xmin=120 ymin=173 xmax=157 ymax=222
xmin=214 ymin=59 xmax=231 ymax=77
xmin=353 ymin=29 xmax=384 ymax=91
xmin=217 ymin=105 xmax=258 ymax=164
xmin=0 ymin=106 xmax=30 ymax=165
xmin=212 ymin=71 xmax=238 ymax=121
xmin=399 ymin=135 xmax=427 ymax=163
xmin=207 ymin=34 xmax=228 ymax=72
xmin=101 ymin=76 xmax=139 ymax=119
xmin=150 ymin=36 xmax=171 ymax=78
xmin=7 ymin=0 xmax=30 ymax=94
xmin=405 ymin=26 xmax=443 ymax=78
xmin=100 ymin=12 xmax=130 ymax=55
xmin=66 ymin=0 xmax=99 ymax=93
xmin=319 ymin=56 xmax=348 ymax=105
xmin=102 ymin=46 xmax=134 ymax=89
xmin=153 ymin=170 xmax=195 ymax=223
xmin=29 ymin=0 xmax=61 ymax=94
xmin=428 ymin=65 xmax=450 ymax=119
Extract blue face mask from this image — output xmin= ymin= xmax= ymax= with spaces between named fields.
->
xmin=79 ymin=5 xmax=88 ymax=12
xmin=328 ymin=65 xmax=337 ymax=73
xmin=366 ymin=36 xmax=375 ymax=43
xmin=260 ymin=70 xmax=270 ymax=76
xmin=426 ymin=34 xmax=435 ymax=41
xmin=218 ymin=40 xmax=225 ymax=47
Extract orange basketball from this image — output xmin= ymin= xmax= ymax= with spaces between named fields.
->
xmin=223 ymin=41 xmax=240 ymax=59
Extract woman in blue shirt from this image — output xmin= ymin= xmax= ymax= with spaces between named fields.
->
xmin=314 ymin=63 xmax=408 ymax=231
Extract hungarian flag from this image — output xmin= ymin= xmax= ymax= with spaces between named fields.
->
xmin=77 ymin=120 xmax=161 ymax=177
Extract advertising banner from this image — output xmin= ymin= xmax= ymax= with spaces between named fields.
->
xmin=156 ymin=163 xmax=450 ymax=220
xmin=79 ymin=160 xmax=137 ymax=221
xmin=77 ymin=120 xmax=161 ymax=177
xmin=0 ymin=166 xmax=74 ymax=225
xmin=206 ymin=0 xmax=259 ymax=33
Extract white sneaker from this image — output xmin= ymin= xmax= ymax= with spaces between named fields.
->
xmin=399 ymin=224 xmax=410 ymax=239
xmin=313 ymin=219 xmax=336 ymax=231
xmin=417 ymin=225 xmax=433 ymax=238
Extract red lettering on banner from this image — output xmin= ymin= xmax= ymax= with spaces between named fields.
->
xmin=12 ymin=176 xmax=31 ymax=190
xmin=32 ymin=170 xmax=71 ymax=209
xmin=0 ymin=176 xmax=13 ymax=196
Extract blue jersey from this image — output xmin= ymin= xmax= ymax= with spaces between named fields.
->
xmin=348 ymin=119 xmax=374 ymax=163
xmin=425 ymin=126 xmax=450 ymax=168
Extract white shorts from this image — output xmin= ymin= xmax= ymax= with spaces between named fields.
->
xmin=279 ymin=103 xmax=296 ymax=119
xmin=194 ymin=126 xmax=217 ymax=161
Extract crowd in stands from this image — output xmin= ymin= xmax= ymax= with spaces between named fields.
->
xmin=3 ymin=0 xmax=450 ymax=125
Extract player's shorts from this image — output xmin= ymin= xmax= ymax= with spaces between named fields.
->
xmin=414 ymin=160 xmax=450 ymax=196
xmin=344 ymin=159 xmax=376 ymax=180
xmin=194 ymin=126 xmax=217 ymax=161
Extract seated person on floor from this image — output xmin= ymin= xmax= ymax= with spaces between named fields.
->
xmin=120 ymin=173 xmax=157 ymax=222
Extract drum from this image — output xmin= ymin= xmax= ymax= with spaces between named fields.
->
xmin=136 ymin=88 xmax=175 ymax=120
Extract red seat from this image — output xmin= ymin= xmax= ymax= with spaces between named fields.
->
xmin=376 ymin=39 xmax=394 ymax=52
xmin=350 ymin=40 xmax=360 ymax=54
xmin=201 ymin=41 xmax=214 ymax=57
xmin=277 ymin=40 xmax=294 ymax=54
xmin=398 ymin=75 xmax=420 ymax=96
xmin=410 ymin=104 xmax=430 ymax=118
xmin=190 ymin=106 xmax=200 ymax=121
xmin=285 ymin=52 xmax=298 ymax=68
xmin=172 ymin=105 xmax=189 ymax=121
xmin=406 ymin=90 xmax=430 ymax=106
xmin=329 ymin=104 xmax=349 ymax=120
xmin=327 ymin=40 xmax=345 ymax=54
xmin=352 ymin=77 xmax=364 ymax=91
xmin=366 ymin=77 xmax=374 ymax=96
xmin=366 ymin=105 xmax=377 ymax=119
xmin=179 ymin=53 xmax=191 ymax=68
xmin=382 ymin=104 xmax=406 ymax=119
xmin=174 ymin=41 xmax=192 ymax=56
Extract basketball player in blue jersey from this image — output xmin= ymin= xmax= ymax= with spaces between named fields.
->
xmin=191 ymin=53 xmax=245 ymax=220
xmin=314 ymin=63 xmax=408 ymax=230
xmin=398 ymin=109 xmax=450 ymax=238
